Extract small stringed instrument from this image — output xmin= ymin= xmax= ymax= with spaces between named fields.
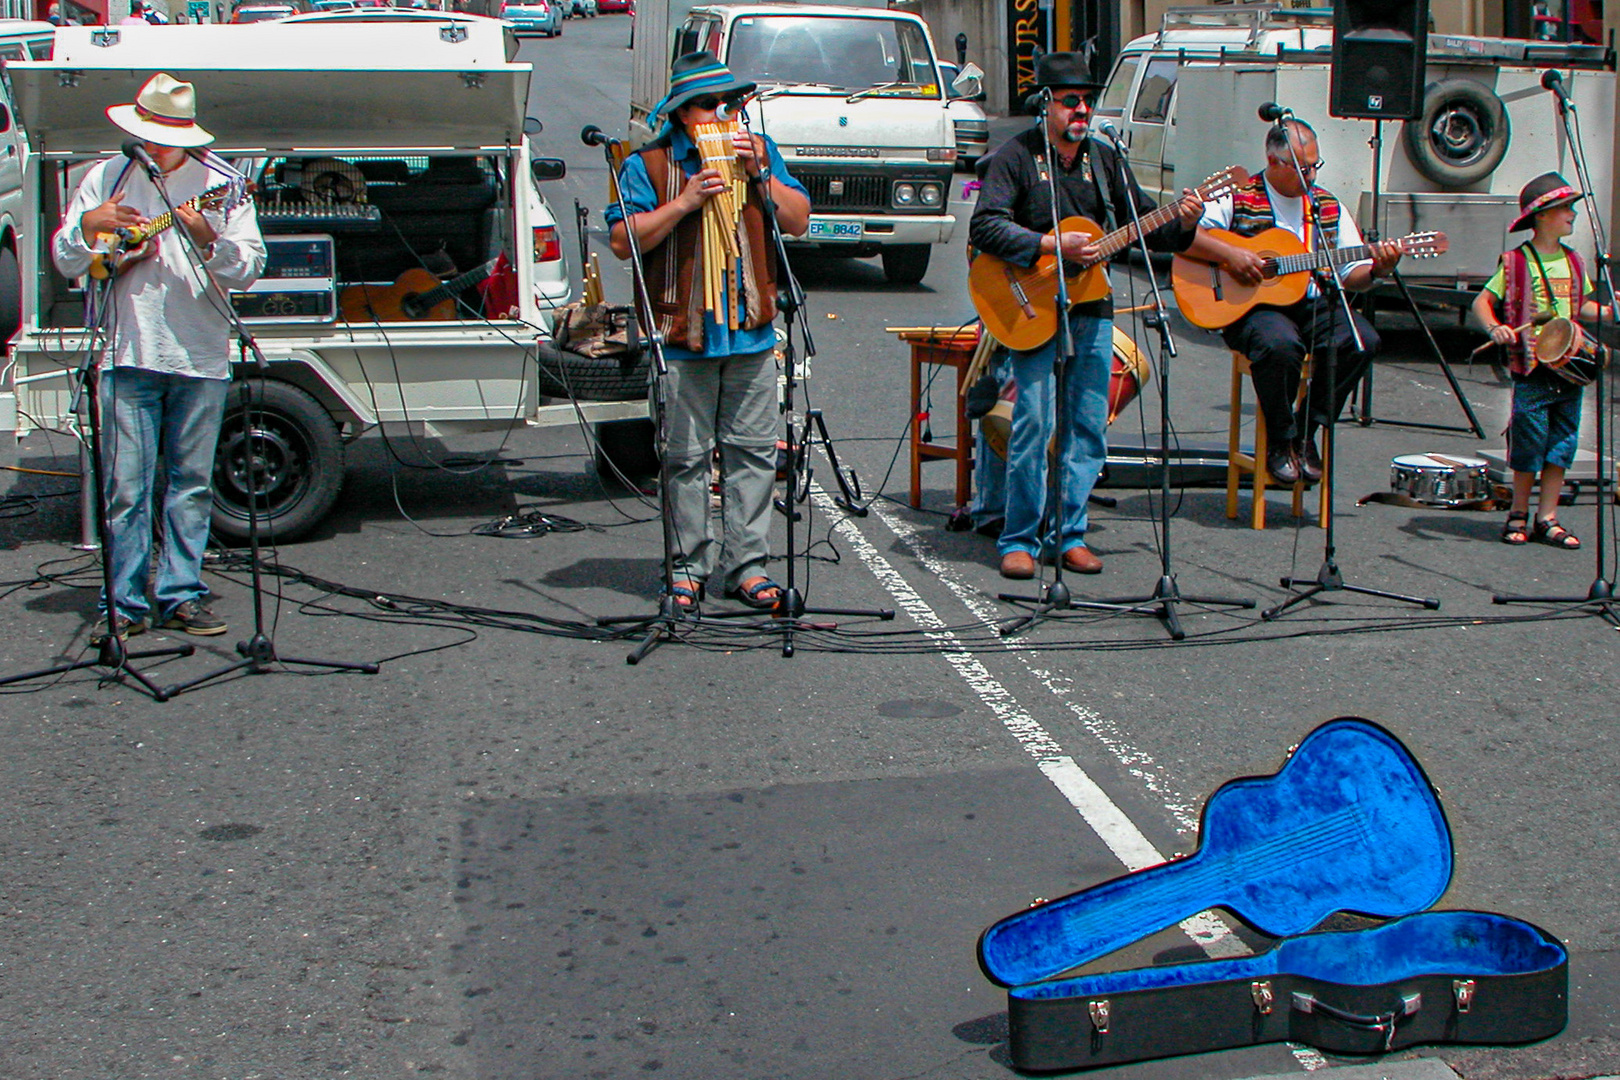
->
xmin=339 ymin=257 xmax=501 ymax=323
xmin=88 ymin=183 xmax=235 ymax=279
xmin=1171 ymin=227 xmax=1449 ymax=329
xmin=969 ymin=165 xmax=1248 ymax=351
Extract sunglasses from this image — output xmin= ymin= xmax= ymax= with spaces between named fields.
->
xmin=688 ymin=95 xmax=742 ymax=112
xmin=1054 ymin=92 xmax=1092 ymax=109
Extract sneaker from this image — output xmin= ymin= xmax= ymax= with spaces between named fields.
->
xmin=161 ymin=600 xmax=227 ymax=636
xmin=90 ymin=613 xmax=147 ymax=646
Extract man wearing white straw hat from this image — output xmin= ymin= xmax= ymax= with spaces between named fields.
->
xmin=53 ymin=73 xmax=265 ymax=643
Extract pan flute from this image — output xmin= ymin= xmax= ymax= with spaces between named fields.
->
xmin=691 ymin=119 xmax=748 ymax=328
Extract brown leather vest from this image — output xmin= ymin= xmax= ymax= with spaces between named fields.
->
xmin=638 ymin=140 xmax=778 ymax=352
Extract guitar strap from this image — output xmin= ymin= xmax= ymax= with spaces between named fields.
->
xmin=1032 ymin=144 xmax=1115 ymax=234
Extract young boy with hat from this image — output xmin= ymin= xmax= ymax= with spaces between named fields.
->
xmin=53 ymin=73 xmax=265 ymax=641
xmin=1471 ymin=172 xmax=1606 ymax=548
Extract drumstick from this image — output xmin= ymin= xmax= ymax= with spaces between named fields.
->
xmin=1468 ymin=310 xmax=1557 ymax=356
xmin=960 ymin=330 xmax=996 ymax=391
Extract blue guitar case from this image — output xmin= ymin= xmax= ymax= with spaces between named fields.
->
xmin=977 ymin=718 xmax=1568 ymax=1072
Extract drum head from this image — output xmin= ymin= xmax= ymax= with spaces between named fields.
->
xmin=1534 ymin=318 xmax=1575 ymax=364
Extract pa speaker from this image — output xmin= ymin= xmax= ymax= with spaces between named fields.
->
xmin=1330 ymin=0 xmax=1428 ymax=120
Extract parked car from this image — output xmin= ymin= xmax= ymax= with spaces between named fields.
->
xmin=229 ymin=3 xmax=303 ymax=22
xmin=596 ymin=0 xmax=628 ymax=13
xmin=938 ymin=61 xmax=988 ymax=172
xmin=566 ymin=0 xmax=596 ymax=17
xmin=500 ymin=0 xmax=560 ymax=35
xmin=310 ymin=0 xmax=355 ymax=10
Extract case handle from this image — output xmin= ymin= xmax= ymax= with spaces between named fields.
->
xmin=1291 ymin=991 xmax=1422 ymax=1051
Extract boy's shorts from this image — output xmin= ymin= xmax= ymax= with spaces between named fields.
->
xmin=1508 ymin=372 xmax=1582 ymax=474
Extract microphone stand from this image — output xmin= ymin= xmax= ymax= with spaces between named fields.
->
xmin=1493 ymin=78 xmax=1619 ymax=625
xmin=998 ymin=89 xmax=1084 ymax=634
xmin=0 ymin=269 xmax=195 ymax=697
xmin=584 ymin=129 xmax=695 ymax=664
xmin=1262 ymin=116 xmax=1439 ymax=619
xmin=716 ymin=103 xmax=893 ymax=656
xmin=152 ymin=157 xmax=378 ymax=697
xmin=1051 ymin=135 xmax=1253 ymax=639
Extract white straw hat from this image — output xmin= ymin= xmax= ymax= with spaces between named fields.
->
xmin=105 ymin=73 xmax=214 ymax=148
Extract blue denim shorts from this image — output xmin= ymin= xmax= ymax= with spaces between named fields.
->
xmin=1508 ymin=372 xmax=1582 ymax=473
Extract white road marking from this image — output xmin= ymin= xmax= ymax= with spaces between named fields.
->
xmin=816 ymin=488 xmax=1324 ymax=1071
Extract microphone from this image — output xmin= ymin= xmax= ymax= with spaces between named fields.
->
xmin=1092 ymin=117 xmax=1124 ymax=144
xmin=716 ymin=94 xmax=756 ymax=123
xmin=121 ymin=138 xmax=159 ymax=179
xmin=1541 ymin=69 xmax=1575 ymax=111
xmin=1257 ymin=102 xmax=1289 ymax=123
xmin=579 ymin=124 xmax=620 ymax=148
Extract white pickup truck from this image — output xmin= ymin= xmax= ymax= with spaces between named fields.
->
xmin=6 ymin=19 xmax=649 ymax=541
xmin=630 ymin=0 xmax=980 ymax=284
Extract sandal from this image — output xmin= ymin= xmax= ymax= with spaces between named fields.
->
xmin=1532 ymin=516 xmax=1581 ymax=549
xmin=726 ymin=576 xmax=783 ymax=610
xmin=662 ymin=580 xmax=704 ymax=609
xmin=1501 ymin=511 xmax=1530 ymax=545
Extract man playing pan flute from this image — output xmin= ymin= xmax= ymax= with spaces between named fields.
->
xmin=606 ymin=51 xmax=810 ymax=611
xmin=1184 ymin=119 xmax=1402 ymax=486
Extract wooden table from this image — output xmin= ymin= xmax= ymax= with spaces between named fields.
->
xmin=891 ymin=327 xmax=981 ymax=510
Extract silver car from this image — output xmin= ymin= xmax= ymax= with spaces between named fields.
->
xmin=500 ymin=0 xmax=561 ymax=35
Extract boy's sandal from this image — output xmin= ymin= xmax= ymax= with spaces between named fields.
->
xmin=1501 ymin=512 xmax=1530 ymax=545
xmin=1532 ymin=517 xmax=1581 ymax=549
xmin=662 ymin=580 xmax=704 ymax=609
xmin=726 ymin=576 xmax=783 ymax=610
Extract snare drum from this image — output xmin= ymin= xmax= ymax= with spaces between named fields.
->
xmin=984 ymin=329 xmax=1151 ymax=460
xmin=1533 ymin=317 xmax=1608 ymax=386
xmin=1390 ymin=453 xmax=1492 ymax=506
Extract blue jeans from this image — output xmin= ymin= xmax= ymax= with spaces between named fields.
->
xmin=999 ymin=313 xmax=1112 ymax=557
xmin=98 ymin=367 xmax=228 ymax=622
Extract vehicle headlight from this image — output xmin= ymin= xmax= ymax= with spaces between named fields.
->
xmin=919 ymin=183 xmax=942 ymax=207
xmin=893 ymin=183 xmax=916 ymax=207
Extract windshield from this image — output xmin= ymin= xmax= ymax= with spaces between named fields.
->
xmin=725 ymin=15 xmax=940 ymax=97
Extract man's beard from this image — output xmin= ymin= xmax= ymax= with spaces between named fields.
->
xmin=1060 ymin=119 xmax=1087 ymax=143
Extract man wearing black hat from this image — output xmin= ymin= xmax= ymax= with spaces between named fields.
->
xmin=605 ymin=51 xmax=810 ymax=611
xmin=971 ymin=53 xmax=1203 ymax=580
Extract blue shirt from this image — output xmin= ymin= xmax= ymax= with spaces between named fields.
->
xmin=605 ymin=126 xmax=806 ymax=360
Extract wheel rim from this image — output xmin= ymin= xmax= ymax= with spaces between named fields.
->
xmin=215 ymin=410 xmax=312 ymax=521
xmin=1428 ymin=106 xmax=1489 ymax=167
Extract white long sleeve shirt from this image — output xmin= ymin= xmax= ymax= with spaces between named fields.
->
xmin=52 ymin=152 xmax=266 ymax=380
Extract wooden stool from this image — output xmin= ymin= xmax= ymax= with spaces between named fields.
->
xmin=1226 ymin=350 xmax=1330 ymax=529
xmin=894 ymin=329 xmax=977 ymax=509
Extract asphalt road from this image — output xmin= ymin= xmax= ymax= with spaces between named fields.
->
xmin=0 ymin=17 xmax=1617 ymax=1080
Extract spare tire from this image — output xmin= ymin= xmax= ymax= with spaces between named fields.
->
xmin=1402 ymin=79 xmax=1510 ymax=187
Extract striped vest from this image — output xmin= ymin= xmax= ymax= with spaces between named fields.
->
xmin=636 ymin=142 xmax=777 ymax=352
xmin=1500 ymin=242 xmax=1586 ymax=377
xmin=1228 ymin=174 xmax=1341 ymax=248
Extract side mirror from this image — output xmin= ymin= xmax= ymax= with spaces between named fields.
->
xmin=954 ymin=31 xmax=967 ymax=67
xmin=950 ymin=62 xmax=983 ymax=102
xmin=531 ymin=156 xmax=567 ymax=183
xmin=523 ymin=116 xmax=544 ymax=135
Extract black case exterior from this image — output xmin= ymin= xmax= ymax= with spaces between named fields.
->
xmin=1009 ymin=951 xmax=1569 ymax=1072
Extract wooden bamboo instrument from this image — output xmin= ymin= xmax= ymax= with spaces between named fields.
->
xmin=692 ymin=119 xmax=746 ymax=328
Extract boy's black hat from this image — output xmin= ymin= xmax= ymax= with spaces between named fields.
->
xmin=1509 ymin=172 xmax=1585 ymax=232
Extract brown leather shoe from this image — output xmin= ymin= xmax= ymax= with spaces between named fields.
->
xmin=1062 ymin=546 xmax=1103 ymax=574
xmin=999 ymin=551 xmax=1036 ymax=579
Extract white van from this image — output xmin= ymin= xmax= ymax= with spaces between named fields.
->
xmin=5 ymin=21 xmax=651 ymax=542
xmin=631 ymin=1 xmax=977 ymax=284
xmin=0 ymin=20 xmax=57 ymax=346
xmin=1096 ymin=4 xmax=1615 ymax=294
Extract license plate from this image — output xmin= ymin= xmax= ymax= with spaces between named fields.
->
xmin=808 ymin=219 xmax=864 ymax=241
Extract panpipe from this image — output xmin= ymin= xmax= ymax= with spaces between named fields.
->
xmin=692 ymin=119 xmax=747 ymax=328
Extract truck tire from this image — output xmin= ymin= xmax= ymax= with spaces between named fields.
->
xmin=594 ymin=417 xmax=658 ymax=485
xmin=0 ymin=247 xmax=21 ymax=346
xmin=1402 ymin=79 xmax=1510 ymax=188
xmin=211 ymin=379 xmax=344 ymax=544
xmin=881 ymin=244 xmax=931 ymax=285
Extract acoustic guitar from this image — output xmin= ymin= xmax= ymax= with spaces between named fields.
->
xmin=339 ymin=257 xmax=500 ymax=323
xmin=1171 ymin=227 xmax=1449 ymax=329
xmin=87 ymin=183 xmax=234 ymax=280
xmin=969 ymin=165 xmax=1248 ymax=352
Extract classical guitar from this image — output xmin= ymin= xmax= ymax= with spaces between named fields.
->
xmin=1171 ymin=227 xmax=1449 ymax=329
xmin=87 ymin=183 xmax=235 ymax=280
xmin=339 ymin=257 xmax=501 ymax=323
xmin=978 ymin=717 xmax=1453 ymax=989
xmin=969 ymin=165 xmax=1248 ymax=351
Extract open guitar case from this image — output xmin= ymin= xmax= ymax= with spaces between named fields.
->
xmin=977 ymin=718 xmax=1567 ymax=1072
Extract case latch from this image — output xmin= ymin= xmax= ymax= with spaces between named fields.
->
xmin=1453 ymin=978 xmax=1476 ymax=1013
xmin=1251 ymin=980 xmax=1274 ymax=1015
xmin=1088 ymin=999 xmax=1111 ymax=1034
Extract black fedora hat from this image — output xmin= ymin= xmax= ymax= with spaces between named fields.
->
xmin=1034 ymin=52 xmax=1103 ymax=92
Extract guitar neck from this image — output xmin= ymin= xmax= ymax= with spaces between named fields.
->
xmin=126 ymin=185 xmax=227 ymax=245
xmin=1083 ymin=199 xmax=1186 ymax=266
xmin=1270 ymin=241 xmax=1379 ymax=278
xmin=415 ymin=258 xmax=500 ymax=311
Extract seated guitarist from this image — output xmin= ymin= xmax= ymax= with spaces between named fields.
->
xmin=969 ymin=53 xmax=1202 ymax=580
xmin=1184 ymin=119 xmax=1401 ymax=484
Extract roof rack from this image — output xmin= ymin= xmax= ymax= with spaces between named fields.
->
xmin=1156 ymin=3 xmax=1331 ymax=49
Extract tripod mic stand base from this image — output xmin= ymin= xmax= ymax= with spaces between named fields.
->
xmin=1493 ymin=577 xmax=1620 ymax=627
xmin=160 ymin=632 xmax=379 ymax=699
xmin=1077 ymin=574 xmax=1255 ymax=642
xmin=1263 ymin=559 xmax=1440 ymax=621
xmin=0 ymin=636 xmax=196 ymax=701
